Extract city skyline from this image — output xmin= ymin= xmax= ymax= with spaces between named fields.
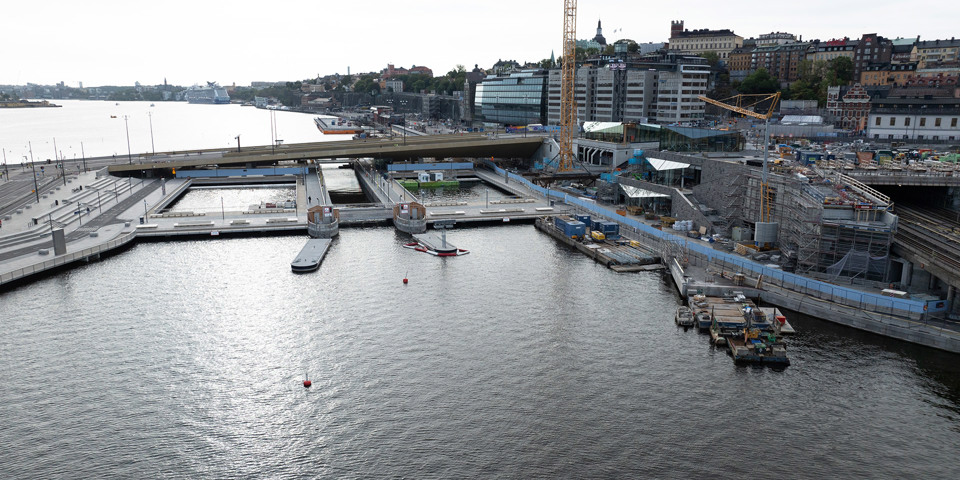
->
xmin=4 ymin=0 xmax=959 ymax=87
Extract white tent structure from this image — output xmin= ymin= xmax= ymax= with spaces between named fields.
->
xmin=642 ymin=157 xmax=691 ymax=188
xmin=619 ymin=184 xmax=671 ymax=214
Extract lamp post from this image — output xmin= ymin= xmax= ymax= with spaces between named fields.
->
xmin=29 ymin=142 xmax=39 ymax=203
xmin=123 ymin=115 xmax=132 ymax=164
xmin=235 ymin=134 xmax=241 ymax=153
xmin=81 ymin=142 xmax=87 ymax=173
xmin=148 ymin=111 xmax=155 ymax=154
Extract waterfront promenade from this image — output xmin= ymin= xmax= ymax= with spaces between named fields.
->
xmin=0 ymin=161 xmax=569 ymax=288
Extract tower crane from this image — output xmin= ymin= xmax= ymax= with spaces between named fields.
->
xmin=698 ymin=92 xmax=781 ymax=223
xmin=557 ymin=0 xmax=577 ymax=172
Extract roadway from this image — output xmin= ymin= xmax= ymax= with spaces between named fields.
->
xmin=106 ymin=134 xmax=544 ymax=176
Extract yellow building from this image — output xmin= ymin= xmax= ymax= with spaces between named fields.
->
xmin=916 ymin=39 xmax=960 ymax=68
xmin=809 ymin=38 xmax=857 ymax=62
xmin=860 ymin=63 xmax=917 ymax=86
xmin=668 ymin=20 xmax=743 ymax=61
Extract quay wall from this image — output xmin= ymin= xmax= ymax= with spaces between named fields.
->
xmin=483 ymin=160 xmax=941 ymax=317
xmin=0 ymin=230 xmax=138 ymax=286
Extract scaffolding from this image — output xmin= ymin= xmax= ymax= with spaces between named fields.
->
xmin=753 ymin=168 xmax=896 ymax=281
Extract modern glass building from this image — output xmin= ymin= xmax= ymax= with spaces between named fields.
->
xmin=474 ymin=70 xmax=548 ymax=126
xmin=583 ymin=122 xmax=744 ymax=151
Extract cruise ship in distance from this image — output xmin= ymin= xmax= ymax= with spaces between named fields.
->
xmin=184 ymin=82 xmax=230 ymax=104
xmin=314 ymin=116 xmax=364 ymax=135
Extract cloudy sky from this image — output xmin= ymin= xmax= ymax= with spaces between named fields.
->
xmin=4 ymin=0 xmax=958 ymax=87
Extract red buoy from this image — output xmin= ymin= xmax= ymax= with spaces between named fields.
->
xmin=403 ymin=278 xmax=409 ymax=284
xmin=303 ymin=373 xmax=312 ymax=388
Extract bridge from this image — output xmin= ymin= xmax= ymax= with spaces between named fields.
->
xmin=842 ymin=168 xmax=960 ymax=187
xmin=893 ymin=204 xmax=960 ymax=301
xmin=107 ymin=135 xmax=544 ymax=177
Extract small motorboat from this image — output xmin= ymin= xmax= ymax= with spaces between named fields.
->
xmin=675 ymin=306 xmax=695 ymax=328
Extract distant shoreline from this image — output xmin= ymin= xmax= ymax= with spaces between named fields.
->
xmin=0 ymin=100 xmax=61 ymax=108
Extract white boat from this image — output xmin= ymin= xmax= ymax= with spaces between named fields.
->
xmin=675 ymin=306 xmax=695 ymax=328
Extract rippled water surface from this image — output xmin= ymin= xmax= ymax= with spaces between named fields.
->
xmin=2 ymin=226 xmax=959 ymax=478
xmin=168 ymin=186 xmax=297 ymax=213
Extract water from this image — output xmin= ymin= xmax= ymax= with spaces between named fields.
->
xmin=415 ymin=181 xmax=513 ymax=204
xmin=168 ymin=186 xmax=297 ymax=213
xmin=0 ymin=100 xmax=336 ymax=164
xmin=322 ymin=164 xmax=368 ymax=205
xmin=2 ymin=225 xmax=960 ymax=478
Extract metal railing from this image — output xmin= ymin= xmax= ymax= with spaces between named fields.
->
xmin=0 ymin=230 xmax=138 ymax=286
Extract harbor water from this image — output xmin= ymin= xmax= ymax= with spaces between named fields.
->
xmin=1 ymin=226 xmax=959 ymax=478
xmin=0 ymin=99 xmax=331 ymax=164
xmin=2 ymin=101 xmax=959 ymax=477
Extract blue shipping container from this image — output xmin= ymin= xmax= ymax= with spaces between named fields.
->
xmin=560 ymin=220 xmax=586 ymax=238
xmin=576 ymin=214 xmax=591 ymax=225
xmin=600 ymin=221 xmax=620 ymax=235
xmin=554 ymin=216 xmax=575 ymax=229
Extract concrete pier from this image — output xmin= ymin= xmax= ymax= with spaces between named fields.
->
xmin=291 ymin=238 xmax=332 ymax=273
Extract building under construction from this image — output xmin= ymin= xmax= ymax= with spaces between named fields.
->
xmin=688 ymin=156 xmax=897 ymax=281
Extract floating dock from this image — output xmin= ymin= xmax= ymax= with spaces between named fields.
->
xmin=406 ymin=232 xmax=469 ymax=256
xmin=534 ymin=217 xmax=660 ymax=271
xmin=291 ymin=238 xmax=332 ymax=273
xmin=687 ymin=294 xmax=791 ymax=366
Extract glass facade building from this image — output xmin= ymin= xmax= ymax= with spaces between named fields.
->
xmin=583 ymin=123 xmax=744 ymax=151
xmin=474 ymin=70 xmax=548 ymax=126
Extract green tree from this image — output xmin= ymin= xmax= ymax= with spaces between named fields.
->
xmin=700 ymin=51 xmax=720 ymax=68
xmin=738 ymin=68 xmax=779 ymax=94
xmin=829 ymin=56 xmax=854 ymax=85
xmin=353 ymin=75 xmax=380 ymax=95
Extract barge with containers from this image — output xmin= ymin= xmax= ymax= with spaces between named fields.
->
xmin=534 ymin=215 xmax=661 ymax=272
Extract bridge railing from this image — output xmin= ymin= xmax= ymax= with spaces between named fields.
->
xmin=482 ymin=159 xmax=941 ymax=316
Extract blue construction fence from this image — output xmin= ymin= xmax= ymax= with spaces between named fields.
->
xmin=175 ymin=167 xmax=306 ymax=178
xmin=387 ymin=162 xmax=474 ymax=172
xmin=483 ymin=160 xmax=945 ymax=316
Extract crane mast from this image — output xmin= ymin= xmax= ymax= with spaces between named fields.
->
xmin=698 ymin=93 xmax=781 ymax=224
xmin=557 ymin=0 xmax=577 ymax=172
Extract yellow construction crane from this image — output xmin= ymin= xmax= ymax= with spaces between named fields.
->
xmin=557 ymin=0 xmax=577 ymax=172
xmin=698 ymin=92 xmax=781 ymax=223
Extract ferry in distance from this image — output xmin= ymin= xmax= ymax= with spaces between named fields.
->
xmin=315 ymin=116 xmax=364 ymax=135
xmin=184 ymin=82 xmax=230 ymax=104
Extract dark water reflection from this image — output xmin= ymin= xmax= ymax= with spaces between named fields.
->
xmin=1 ymin=226 xmax=959 ymax=478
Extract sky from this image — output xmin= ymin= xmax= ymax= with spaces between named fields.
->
xmin=4 ymin=0 xmax=959 ymax=88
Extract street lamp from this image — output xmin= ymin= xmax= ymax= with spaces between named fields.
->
xmin=148 ymin=111 xmax=155 ymax=154
xmin=28 ymin=142 xmax=39 ymax=203
xmin=124 ymin=115 xmax=132 ymax=164
xmin=235 ymin=134 xmax=241 ymax=153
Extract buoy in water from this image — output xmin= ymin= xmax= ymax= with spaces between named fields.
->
xmin=403 ymin=277 xmax=408 ymax=284
xmin=303 ymin=373 xmax=312 ymax=388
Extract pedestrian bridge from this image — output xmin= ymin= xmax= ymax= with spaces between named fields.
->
xmin=107 ymin=135 xmax=544 ymax=177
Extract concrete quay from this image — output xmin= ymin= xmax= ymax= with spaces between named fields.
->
xmin=0 ymin=163 xmax=568 ymax=289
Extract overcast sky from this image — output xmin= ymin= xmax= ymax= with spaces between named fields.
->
xmin=4 ymin=0 xmax=958 ymax=87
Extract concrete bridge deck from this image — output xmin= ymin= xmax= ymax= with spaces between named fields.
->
xmin=106 ymin=135 xmax=543 ymax=177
